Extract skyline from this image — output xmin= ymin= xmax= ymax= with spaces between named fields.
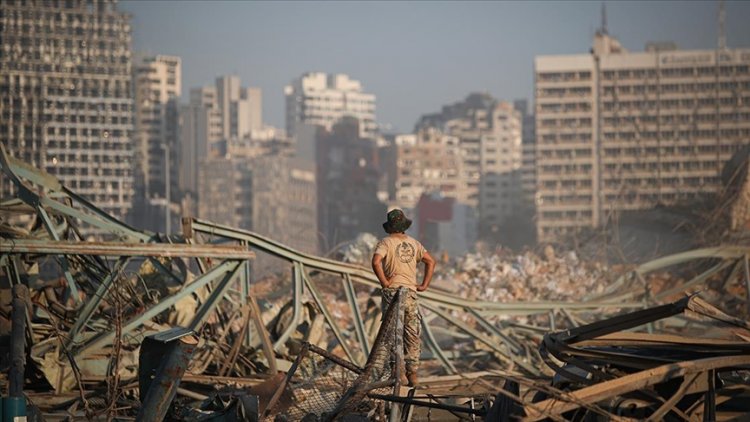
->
xmin=124 ymin=1 xmax=750 ymax=133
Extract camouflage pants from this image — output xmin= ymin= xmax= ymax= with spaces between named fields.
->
xmin=381 ymin=288 xmax=422 ymax=373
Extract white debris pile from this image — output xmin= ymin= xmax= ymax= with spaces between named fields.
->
xmin=338 ymin=233 xmax=379 ymax=265
xmin=444 ymin=245 xmax=616 ymax=303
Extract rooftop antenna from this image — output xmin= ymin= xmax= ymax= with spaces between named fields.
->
xmin=718 ymin=0 xmax=727 ymax=50
xmin=600 ymin=2 xmax=608 ymax=35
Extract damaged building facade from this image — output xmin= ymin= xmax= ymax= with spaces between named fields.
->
xmin=0 ymin=0 xmax=135 ymax=223
xmin=535 ymin=30 xmax=750 ymax=241
xmin=130 ymin=54 xmax=182 ymax=233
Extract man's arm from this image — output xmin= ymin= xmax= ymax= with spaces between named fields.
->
xmin=371 ymin=254 xmax=391 ymax=288
xmin=417 ymin=251 xmax=436 ymax=292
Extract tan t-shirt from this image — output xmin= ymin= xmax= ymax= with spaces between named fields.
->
xmin=374 ymin=234 xmax=426 ymax=291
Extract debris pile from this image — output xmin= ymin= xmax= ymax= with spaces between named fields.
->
xmin=335 ymin=233 xmax=379 ymax=265
xmin=2 ymin=148 xmax=750 ymax=420
xmin=448 ymin=246 xmax=613 ymax=303
xmin=516 ymin=294 xmax=750 ymax=420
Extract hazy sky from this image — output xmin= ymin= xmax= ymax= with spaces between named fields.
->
xmin=122 ymin=1 xmax=750 ymax=133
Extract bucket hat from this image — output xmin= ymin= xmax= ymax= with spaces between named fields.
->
xmin=382 ymin=209 xmax=412 ymax=233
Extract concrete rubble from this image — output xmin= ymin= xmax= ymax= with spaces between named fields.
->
xmin=450 ymin=247 xmax=610 ymax=302
xmin=1 ymin=147 xmax=750 ymax=420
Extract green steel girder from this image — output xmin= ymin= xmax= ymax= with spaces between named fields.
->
xmin=188 ymin=262 xmax=244 ymax=331
xmin=0 ymin=239 xmax=255 ymax=259
xmin=420 ymin=301 xmax=541 ymax=376
xmin=3 ymin=149 xmax=749 ymax=385
xmin=75 ymin=260 xmax=242 ymax=357
xmin=35 ymin=205 xmax=82 ymax=304
xmin=186 ymin=218 xmax=645 ymax=314
xmin=630 ymin=246 xmax=750 ymax=277
xmin=343 ymin=273 xmax=371 ymax=354
xmin=66 ymin=256 xmax=131 ymax=348
xmin=300 ymin=265 xmax=360 ymax=365
xmin=0 ymin=144 xmax=151 ymax=242
xmin=420 ymin=317 xmax=458 ymax=374
xmin=273 ymin=261 xmax=304 ymax=351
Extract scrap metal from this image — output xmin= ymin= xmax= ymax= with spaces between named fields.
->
xmin=521 ymin=295 xmax=750 ymax=420
xmin=1 ymin=146 xmax=750 ymax=420
xmin=138 ymin=328 xmax=200 ymax=422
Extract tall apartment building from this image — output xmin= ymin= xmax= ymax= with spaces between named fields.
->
xmin=475 ymin=102 xmax=523 ymax=236
xmin=215 ymin=75 xmax=262 ymax=139
xmin=130 ymin=55 xmax=181 ymax=232
xmin=217 ymin=128 xmax=293 ymax=159
xmin=535 ymin=31 xmax=750 ymax=241
xmin=285 ymin=72 xmax=377 ymax=139
xmin=0 ymin=0 xmax=134 ymax=221
xmin=179 ymin=86 xmax=222 ymax=200
xmin=133 ymin=55 xmax=181 ymax=200
xmin=416 ymin=94 xmax=523 ymax=241
xmin=179 ymin=76 xmax=260 ymax=199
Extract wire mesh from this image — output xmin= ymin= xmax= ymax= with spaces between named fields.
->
xmin=265 ymin=289 xmax=403 ymax=421
xmin=281 ymin=354 xmax=360 ymax=419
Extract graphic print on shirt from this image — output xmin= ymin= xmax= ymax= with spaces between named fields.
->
xmin=397 ymin=241 xmax=416 ymax=263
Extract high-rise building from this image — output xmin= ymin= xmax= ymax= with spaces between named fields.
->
xmin=285 ymin=72 xmax=377 ymax=139
xmin=218 ymin=127 xmax=293 ymax=159
xmin=535 ymin=31 xmax=750 ymax=241
xmin=133 ymin=55 xmax=181 ymax=200
xmin=179 ymin=76 xmax=261 ymax=197
xmin=178 ymin=86 xmax=222 ymax=201
xmin=0 ymin=0 xmax=134 ymax=221
xmin=475 ymin=102 xmax=523 ymax=237
xmin=131 ymin=55 xmax=181 ymax=232
xmin=215 ymin=75 xmax=262 ymax=139
xmin=252 ymin=157 xmax=318 ymax=256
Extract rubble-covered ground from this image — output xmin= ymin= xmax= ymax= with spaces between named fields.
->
xmin=446 ymin=246 xmax=612 ymax=302
xmin=3 ymin=143 xmax=750 ymax=420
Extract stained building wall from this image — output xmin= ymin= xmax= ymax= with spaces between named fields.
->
xmin=0 ymin=0 xmax=135 ymax=226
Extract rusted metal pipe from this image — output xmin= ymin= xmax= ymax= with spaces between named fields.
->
xmin=9 ymin=284 xmax=28 ymax=398
xmin=137 ymin=328 xmax=199 ymax=422
xmin=5 ymin=284 xmax=29 ymax=421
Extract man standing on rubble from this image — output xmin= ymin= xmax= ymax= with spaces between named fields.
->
xmin=371 ymin=209 xmax=435 ymax=387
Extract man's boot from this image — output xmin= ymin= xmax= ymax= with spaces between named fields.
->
xmin=406 ymin=371 xmax=419 ymax=387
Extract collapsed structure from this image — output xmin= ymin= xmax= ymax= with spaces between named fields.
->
xmin=1 ymin=145 xmax=749 ymax=420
